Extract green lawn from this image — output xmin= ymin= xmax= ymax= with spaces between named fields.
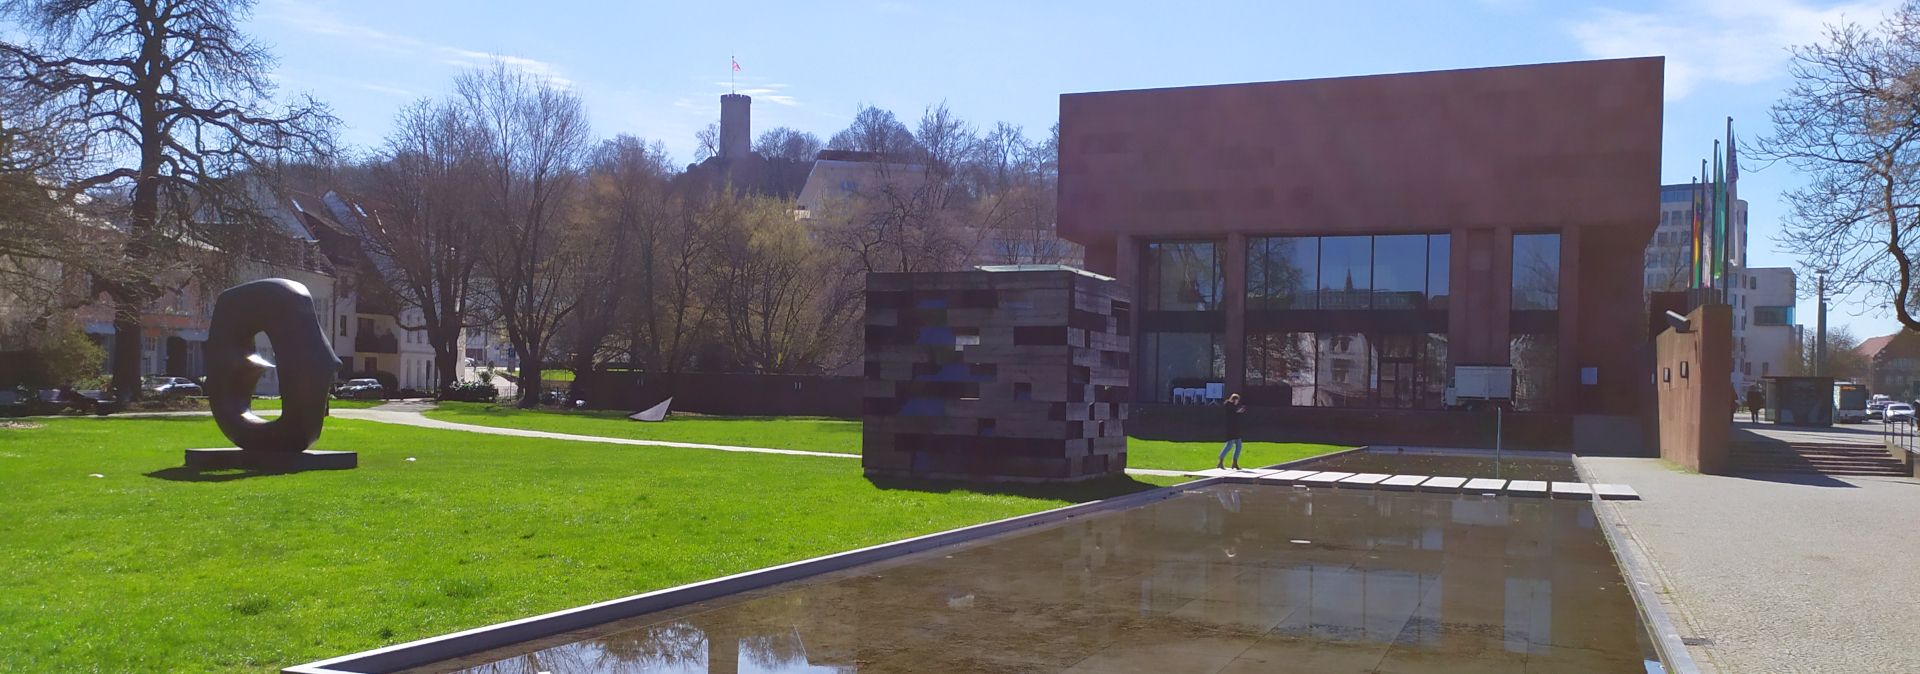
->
xmin=1124 ymin=438 xmax=1346 ymax=471
xmin=0 ymin=417 xmax=1178 ymax=673
xmin=424 ymin=403 xmax=1347 ymax=471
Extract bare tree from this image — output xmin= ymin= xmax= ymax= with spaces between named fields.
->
xmin=825 ymin=104 xmax=914 ymax=155
xmin=560 ymin=134 xmax=671 ymax=399
xmin=752 ymin=127 xmax=820 ymax=162
xmin=1758 ymin=2 xmax=1920 ymax=331
xmin=0 ymin=0 xmax=333 ymax=401
xmin=459 ymin=62 xmax=590 ymax=406
xmin=708 ymin=194 xmax=859 ymax=372
xmin=361 ymin=97 xmax=485 ymax=390
xmin=692 ymin=123 xmax=719 ymax=163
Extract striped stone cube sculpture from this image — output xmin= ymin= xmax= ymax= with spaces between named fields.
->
xmin=863 ymin=266 xmax=1130 ymax=481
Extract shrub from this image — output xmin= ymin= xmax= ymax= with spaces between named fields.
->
xmin=438 ymin=381 xmax=498 ymax=403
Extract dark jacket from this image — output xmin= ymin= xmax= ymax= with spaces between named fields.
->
xmin=1223 ymin=400 xmax=1245 ymax=439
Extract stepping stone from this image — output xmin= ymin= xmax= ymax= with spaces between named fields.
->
xmin=1463 ymin=478 xmax=1508 ymax=494
xmin=1592 ymin=483 xmax=1641 ymax=501
xmin=1296 ymin=471 xmax=1355 ymax=485
xmin=1418 ymin=476 xmax=1468 ymax=492
xmin=1187 ymin=468 xmax=1238 ymax=478
xmin=1237 ymin=468 xmax=1283 ymax=478
xmin=1550 ymin=482 xmax=1594 ymax=500
xmin=1257 ymin=469 xmax=1318 ymax=484
xmin=1379 ymin=475 xmax=1430 ymax=491
xmin=1335 ymin=473 xmax=1392 ymax=488
xmin=1507 ymin=480 xmax=1550 ymax=497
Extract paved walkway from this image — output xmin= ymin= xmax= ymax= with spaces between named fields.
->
xmin=1582 ymin=457 xmax=1920 ymax=673
xmin=1732 ymin=420 xmax=1890 ymax=446
xmin=332 ymin=402 xmax=860 ymax=459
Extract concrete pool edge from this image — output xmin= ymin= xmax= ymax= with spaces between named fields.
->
xmin=1574 ymin=456 xmax=1701 ymax=674
xmin=281 ymin=475 xmax=1228 ymax=674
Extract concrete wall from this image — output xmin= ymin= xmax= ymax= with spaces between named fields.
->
xmin=1654 ymin=304 xmax=1732 ymax=473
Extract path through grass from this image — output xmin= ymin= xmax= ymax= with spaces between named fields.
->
xmin=424 ymin=403 xmax=1346 ymax=471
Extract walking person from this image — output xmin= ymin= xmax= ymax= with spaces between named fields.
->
xmin=1216 ymin=393 xmax=1247 ymax=470
xmin=1746 ymin=387 xmax=1765 ymax=423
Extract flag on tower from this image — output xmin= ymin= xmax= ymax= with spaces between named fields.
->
xmin=732 ymin=57 xmax=741 ymax=72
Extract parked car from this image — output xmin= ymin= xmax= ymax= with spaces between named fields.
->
xmin=0 ymin=386 xmax=29 ymax=417
xmin=334 ymin=378 xmax=386 ymax=400
xmin=141 ymin=375 xmax=203 ymax=399
xmin=1868 ymin=399 xmax=1889 ymax=420
xmin=1885 ymin=403 xmax=1915 ymax=423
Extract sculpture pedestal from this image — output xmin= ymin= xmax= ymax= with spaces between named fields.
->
xmin=184 ymin=448 xmax=358 ymax=471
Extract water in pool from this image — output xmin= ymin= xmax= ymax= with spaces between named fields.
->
xmin=421 ymin=485 xmax=1655 ymax=673
xmin=1298 ymin=448 xmax=1581 ymax=482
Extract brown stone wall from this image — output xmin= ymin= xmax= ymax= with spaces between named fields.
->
xmin=1654 ymin=304 xmax=1733 ymax=473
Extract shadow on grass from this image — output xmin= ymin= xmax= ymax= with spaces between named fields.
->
xmin=144 ymin=466 xmax=307 ymax=482
xmin=865 ymin=473 xmax=1181 ymax=503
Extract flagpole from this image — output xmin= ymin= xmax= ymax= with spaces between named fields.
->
xmin=730 ymin=52 xmax=735 ymax=94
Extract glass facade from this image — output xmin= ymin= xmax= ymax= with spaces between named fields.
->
xmin=1247 ymin=237 xmax=1318 ymax=310
xmin=1318 ymin=236 xmax=1373 ymax=310
xmin=1143 ymin=241 xmax=1221 ymax=311
xmin=1512 ymin=233 xmax=1560 ymax=311
xmin=1241 ymin=233 xmax=1453 ymax=409
xmin=1510 ymin=334 xmax=1557 ymax=412
xmin=1140 ymin=240 xmax=1224 ymax=402
xmin=1248 ymin=234 xmax=1450 ymax=312
xmin=1142 ymin=332 xmax=1224 ymax=403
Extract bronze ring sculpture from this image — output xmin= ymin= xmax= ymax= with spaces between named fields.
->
xmin=191 ymin=278 xmax=353 ymax=469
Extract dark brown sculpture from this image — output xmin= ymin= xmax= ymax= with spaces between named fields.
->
xmin=188 ymin=278 xmax=355 ymax=470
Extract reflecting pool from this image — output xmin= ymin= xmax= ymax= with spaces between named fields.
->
xmin=422 ymin=485 xmax=1654 ymax=673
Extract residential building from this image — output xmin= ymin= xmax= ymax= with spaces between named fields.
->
xmin=1741 ymin=267 xmax=1798 ymax=389
xmin=1057 ymin=58 xmax=1662 ymax=443
xmin=1860 ymin=331 xmax=1920 ymax=399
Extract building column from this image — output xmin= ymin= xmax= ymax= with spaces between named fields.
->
xmin=1558 ymin=226 xmax=1582 ymax=412
xmin=1115 ymin=234 xmax=1140 ymax=401
xmin=1224 ymin=232 xmax=1248 ymax=396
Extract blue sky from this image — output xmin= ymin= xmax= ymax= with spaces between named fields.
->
xmin=249 ymin=0 xmax=1903 ymax=339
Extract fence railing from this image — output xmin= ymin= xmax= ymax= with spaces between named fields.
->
xmin=1883 ymin=416 xmax=1919 ymax=455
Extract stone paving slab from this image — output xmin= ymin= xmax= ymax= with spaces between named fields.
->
xmin=1418 ymin=476 xmax=1468 ymax=492
xmin=1582 ymin=456 xmax=1920 ymax=673
xmin=1549 ymin=481 xmax=1593 ymax=500
xmin=1257 ymin=469 xmax=1318 ymax=484
xmin=1296 ymin=471 xmax=1355 ymax=485
xmin=1334 ymin=472 xmax=1392 ymax=488
xmin=1379 ymin=474 xmax=1429 ymax=491
xmin=1463 ymin=477 xmax=1507 ymax=493
xmin=1593 ymin=483 xmax=1641 ymax=500
xmin=1506 ymin=480 xmax=1550 ymax=497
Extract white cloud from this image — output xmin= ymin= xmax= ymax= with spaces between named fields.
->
xmin=357 ymin=83 xmax=416 ymax=98
xmin=708 ymin=81 xmax=799 ymax=106
xmin=266 ymin=1 xmax=572 ymax=87
xmin=1565 ymin=0 xmax=1900 ymax=99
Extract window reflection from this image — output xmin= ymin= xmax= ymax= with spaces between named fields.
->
xmin=1510 ymin=334 xmax=1557 ymax=411
xmin=1143 ymin=241 xmax=1220 ymax=311
xmin=1318 ymin=236 xmax=1372 ymax=310
xmin=1143 ymin=332 xmax=1224 ymax=403
xmin=1512 ymin=233 xmax=1560 ymax=311
xmin=1372 ymin=235 xmax=1426 ymax=310
xmin=1248 ymin=237 xmax=1317 ymax=310
xmin=1427 ymin=235 xmax=1450 ymax=310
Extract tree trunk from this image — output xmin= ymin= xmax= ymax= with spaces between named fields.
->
xmin=110 ymin=300 xmax=142 ymax=402
xmin=518 ymin=359 xmax=542 ymax=408
xmin=434 ymin=348 xmax=460 ymax=391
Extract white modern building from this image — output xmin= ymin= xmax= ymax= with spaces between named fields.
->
xmin=1644 ymin=184 xmax=1797 ymax=392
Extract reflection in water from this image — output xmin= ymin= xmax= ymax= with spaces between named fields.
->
xmin=430 ymin=486 xmax=1653 ymax=673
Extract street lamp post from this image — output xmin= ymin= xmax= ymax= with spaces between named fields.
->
xmin=1815 ymin=270 xmax=1828 ymax=377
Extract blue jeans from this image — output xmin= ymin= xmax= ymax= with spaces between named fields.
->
xmin=1217 ymin=438 xmax=1243 ymax=467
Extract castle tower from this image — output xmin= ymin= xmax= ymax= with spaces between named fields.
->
xmin=719 ymin=93 xmax=751 ymax=159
